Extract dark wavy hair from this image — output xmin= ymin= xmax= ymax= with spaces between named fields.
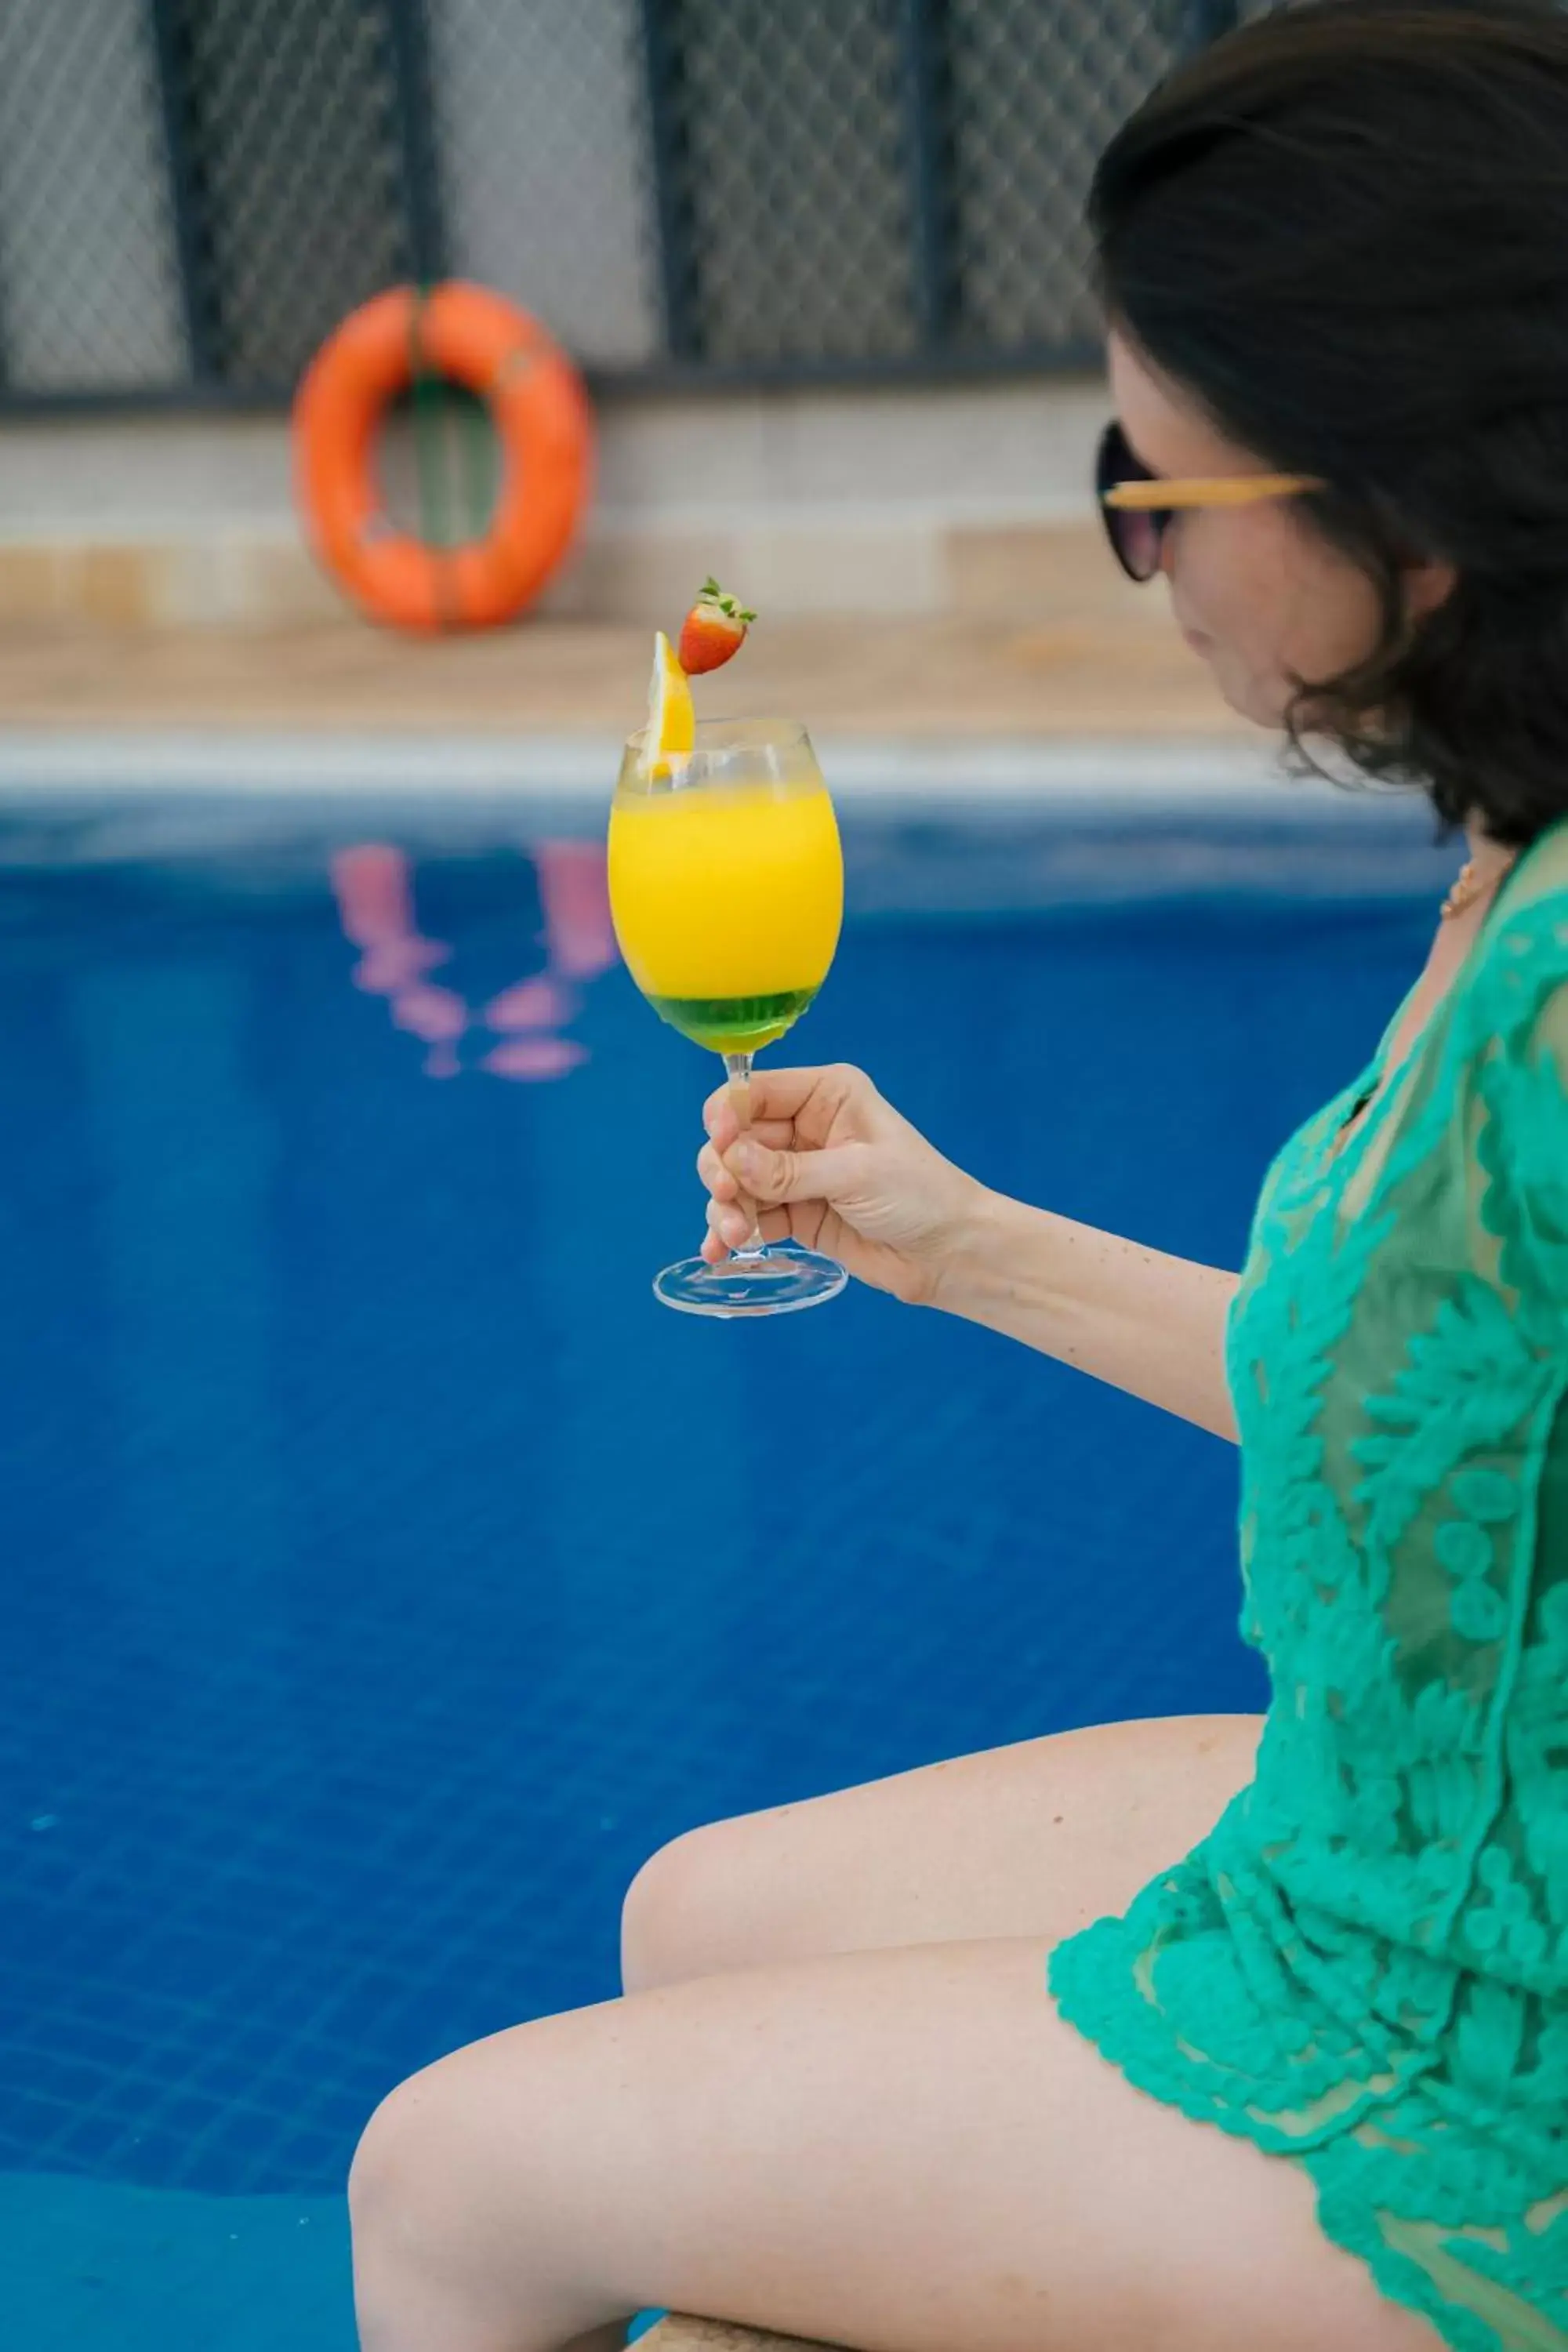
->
xmin=1089 ymin=0 xmax=1568 ymax=844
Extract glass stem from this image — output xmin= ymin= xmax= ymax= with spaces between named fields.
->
xmin=724 ymin=1051 xmax=769 ymax=1260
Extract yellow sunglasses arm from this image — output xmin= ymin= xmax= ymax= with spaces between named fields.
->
xmin=1103 ymin=474 xmax=1324 ymax=510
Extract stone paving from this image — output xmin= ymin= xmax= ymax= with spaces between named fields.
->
xmin=0 ymin=610 xmax=1251 ymax=743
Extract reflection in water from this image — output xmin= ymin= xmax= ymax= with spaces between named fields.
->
xmin=330 ymin=841 xmax=617 ymax=1080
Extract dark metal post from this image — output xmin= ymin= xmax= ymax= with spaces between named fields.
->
xmin=637 ymin=0 xmax=700 ymax=362
xmin=899 ymin=0 xmax=956 ymax=351
xmin=146 ymin=0 xmax=222 ymax=383
xmin=383 ymin=0 xmax=448 ymax=282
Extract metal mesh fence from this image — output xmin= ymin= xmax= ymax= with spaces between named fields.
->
xmin=173 ymin=0 xmax=411 ymax=390
xmin=427 ymin=0 xmax=660 ymax=369
xmin=673 ymin=0 xmax=919 ymax=368
xmin=0 ymin=1 xmax=1263 ymax=408
xmin=949 ymin=0 xmax=1190 ymax=353
xmin=0 ymin=0 xmax=185 ymax=393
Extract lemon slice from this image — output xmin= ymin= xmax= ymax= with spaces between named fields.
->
xmin=644 ymin=628 xmax=695 ymax=781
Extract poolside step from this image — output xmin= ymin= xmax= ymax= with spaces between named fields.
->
xmin=642 ymin=2317 xmax=851 ymax=2352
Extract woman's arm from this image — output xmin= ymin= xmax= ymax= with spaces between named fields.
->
xmin=933 ymin=1189 xmax=1240 ymax=1442
xmin=698 ymin=1064 xmax=1241 ymax=1442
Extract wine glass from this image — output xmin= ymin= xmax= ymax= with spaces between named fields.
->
xmin=608 ymin=717 xmax=847 ymax=1317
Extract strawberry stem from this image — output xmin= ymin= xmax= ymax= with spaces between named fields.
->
xmin=693 ymin=576 xmax=757 ymax=626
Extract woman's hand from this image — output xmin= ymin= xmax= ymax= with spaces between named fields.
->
xmin=697 ymin=1061 xmax=1240 ymax=1437
xmin=696 ymin=1063 xmax=986 ymax=1305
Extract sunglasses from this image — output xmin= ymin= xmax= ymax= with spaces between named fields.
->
xmin=1095 ymin=418 xmax=1325 ymax=582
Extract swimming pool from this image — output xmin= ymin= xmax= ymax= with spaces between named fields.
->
xmin=0 ymin=785 xmax=1457 ymax=2347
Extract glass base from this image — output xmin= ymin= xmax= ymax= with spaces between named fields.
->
xmin=653 ymin=1241 xmax=848 ymax=1319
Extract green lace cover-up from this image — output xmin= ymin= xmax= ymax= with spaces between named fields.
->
xmin=1048 ymin=820 xmax=1568 ymax=2352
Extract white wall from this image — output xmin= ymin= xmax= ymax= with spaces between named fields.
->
xmin=0 ymin=375 xmax=1110 ymax=532
xmin=0 ymin=372 xmax=1116 ymax=622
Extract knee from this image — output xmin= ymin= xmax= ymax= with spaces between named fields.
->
xmin=348 ymin=2060 xmax=474 ymax=2272
xmin=347 ymin=2080 xmax=423 ymax=2347
xmin=348 ymin=2072 xmax=426 ymax=2247
xmin=620 ymin=1822 xmax=731 ymax=1995
xmin=350 ymin=2060 xmax=496 ymax=2323
xmin=347 ymin=2065 xmax=497 ymax=2350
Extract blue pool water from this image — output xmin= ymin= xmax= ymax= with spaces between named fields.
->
xmin=0 ymin=792 xmax=1456 ymax=2347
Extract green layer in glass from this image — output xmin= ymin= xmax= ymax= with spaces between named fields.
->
xmin=647 ymin=985 xmax=820 ymax=1053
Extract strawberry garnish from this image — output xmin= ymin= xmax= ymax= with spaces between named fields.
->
xmin=677 ymin=576 xmax=757 ymax=676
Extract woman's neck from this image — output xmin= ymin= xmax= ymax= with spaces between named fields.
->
xmin=1462 ymin=823 xmax=1517 ymax=893
xmin=1456 ymin=819 xmax=1520 ymax=926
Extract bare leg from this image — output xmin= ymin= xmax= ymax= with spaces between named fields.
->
xmin=620 ymin=1712 xmax=1265 ymax=1994
xmin=348 ymin=1936 xmax=1439 ymax=2352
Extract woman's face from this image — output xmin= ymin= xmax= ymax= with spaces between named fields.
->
xmin=1105 ymin=327 xmax=1450 ymax=728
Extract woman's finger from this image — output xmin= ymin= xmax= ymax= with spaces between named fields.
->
xmin=701 ymin=1105 xmax=800 ymax=1157
xmin=701 ymin=1066 xmax=832 ymax=1138
xmin=705 ymin=1197 xmax=789 ymax=1248
xmin=708 ymin=1120 xmax=806 ymax=1169
xmin=697 ymin=1141 xmax=738 ymax=1200
xmin=722 ymin=1135 xmax=866 ymax=1207
xmin=705 ymin=1197 xmax=753 ymax=1249
xmin=698 ymin=1130 xmax=813 ymax=1192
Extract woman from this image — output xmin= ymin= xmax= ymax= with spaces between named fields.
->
xmin=348 ymin=5 xmax=1568 ymax=2348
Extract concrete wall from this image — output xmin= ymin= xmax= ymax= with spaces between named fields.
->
xmin=0 ymin=372 xmax=1122 ymax=628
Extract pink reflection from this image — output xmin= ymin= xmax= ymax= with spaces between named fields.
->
xmin=485 ymin=975 xmax=575 ymax=1032
xmin=535 ymin=841 xmax=617 ymax=979
xmin=481 ymin=1037 xmax=588 ymax=1080
xmin=331 ymin=840 xmax=616 ymax=1083
xmin=331 ymin=844 xmax=451 ymax=993
xmin=391 ymin=982 xmax=468 ymax=1041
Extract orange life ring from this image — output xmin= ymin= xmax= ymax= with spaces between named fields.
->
xmin=292 ymin=281 xmax=593 ymax=632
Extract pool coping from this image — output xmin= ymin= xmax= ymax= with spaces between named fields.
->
xmin=0 ymin=724 xmax=1410 ymax=820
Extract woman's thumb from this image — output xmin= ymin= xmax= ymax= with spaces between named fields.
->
xmin=731 ymin=1138 xmax=861 ymax=1205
